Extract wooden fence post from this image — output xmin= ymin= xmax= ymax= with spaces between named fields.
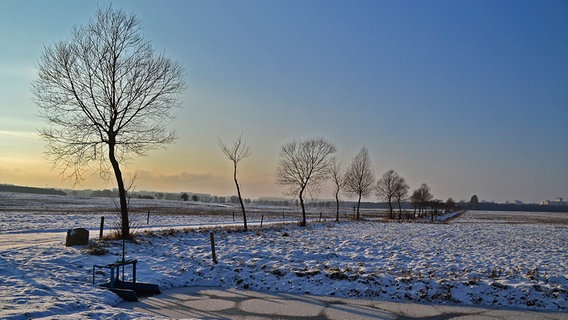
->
xmin=99 ymin=216 xmax=104 ymax=239
xmin=210 ymin=232 xmax=218 ymax=264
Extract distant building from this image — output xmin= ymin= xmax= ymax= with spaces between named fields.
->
xmin=540 ymin=197 xmax=568 ymax=206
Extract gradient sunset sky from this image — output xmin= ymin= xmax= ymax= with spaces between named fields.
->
xmin=0 ymin=0 xmax=567 ymax=203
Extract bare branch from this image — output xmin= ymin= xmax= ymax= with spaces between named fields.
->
xmin=218 ymin=132 xmax=251 ymax=164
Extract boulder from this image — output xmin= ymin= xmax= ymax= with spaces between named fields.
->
xmin=65 ymin=228 xmax=89 ymax=246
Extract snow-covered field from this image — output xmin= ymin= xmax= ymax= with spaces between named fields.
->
xmin=1 ymin=192 xmax=567 ymax=319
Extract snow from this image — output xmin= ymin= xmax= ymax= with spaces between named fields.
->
xmin=1 ymin=192 xmax=567 ymax=319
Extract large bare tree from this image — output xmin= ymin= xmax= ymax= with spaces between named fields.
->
xmin=32 ymin=6 xmax=185 ymax=238
xmin=276 ymin=137 xmax=336 ymax=226
xmin=330 ymin=160 xmax=345 ymax=222
xmin=218 ymin=133 xmax=251 ymax=230
xmin=344 ymin=147 xmax=375 ymax=220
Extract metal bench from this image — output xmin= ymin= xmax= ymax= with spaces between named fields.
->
xmin=93 ymin=259 xmax=138 ymax=289
xmin=93 ymin=259 xmax=159 ymax=301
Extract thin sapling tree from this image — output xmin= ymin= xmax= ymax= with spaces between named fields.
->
xmin=218 ymin=133 xmax=251 ymax=230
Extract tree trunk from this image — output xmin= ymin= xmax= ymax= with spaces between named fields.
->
xmin=108 ymin=139 xmax=129 ymax=239
xmin=388 ymin=200 xmax=393 ymax=219
xmin=299 ymin=187 xmax=307 ymax=226
xmin=356 ymin=193 xmax=362 ymax=220
xmin=233 ymin=162 xmax=247 ymax=230
xmin=335 ymin=190 xmax=340 ymax=222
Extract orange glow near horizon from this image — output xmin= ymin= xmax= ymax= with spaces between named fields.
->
xmin=1 ymin=143 xmax=281 ymax=198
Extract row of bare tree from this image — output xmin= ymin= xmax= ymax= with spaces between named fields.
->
xmin=217 ymin=135 xmax=448 ymax=228
xmin=270 ymin=137 xmax=447 ymax=226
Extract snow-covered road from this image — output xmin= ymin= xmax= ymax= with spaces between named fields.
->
xmin=0 ymin=231 xmax=64 ymax=250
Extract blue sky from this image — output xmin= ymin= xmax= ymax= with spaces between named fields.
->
xmin=0 ymin=0 xmax=567 ymax=203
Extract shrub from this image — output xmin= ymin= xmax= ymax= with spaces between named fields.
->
xmin=86 ymin=240 xmax=108 ymax=256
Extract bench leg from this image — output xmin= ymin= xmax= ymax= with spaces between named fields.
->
xmin=109 ymin=267 xmax=115 ymax=289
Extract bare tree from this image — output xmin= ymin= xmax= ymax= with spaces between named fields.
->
xmin=445 ymin=198 xmax=455 ymax=213
xmin=412 ymin=183 xmax=433 ymax=218
xmin=410 ymin=189 xmax=421 ymax=218
xmin=430 ymin=199 xmax=442 ymax=222
xmin=330 ymin=160 xmax=345 ymax=222
xmin=376 ymin=170 xmax=409 ymax=219
xmin=375 ymin=169 xmax=399 ymax=219
xmin=344 ymin=147 xmax=375 ymax=220
xmin=32 ymin=6 xmax=186 ymax=239
xmin=469 ymin=194 xmax=479 ymax=209
xmin=218 ymin=133 xmax=251 ymax=230
xmin=393 ymin=175 xmax=409 ymax=219
xmin=421 ymin=184 xmax=434 ymax=217
xmin=276 ymin=137 xmax=336 ymax=226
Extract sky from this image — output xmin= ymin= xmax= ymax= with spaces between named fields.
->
xmin=0 ymin=0 xmax=567 ymax=203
